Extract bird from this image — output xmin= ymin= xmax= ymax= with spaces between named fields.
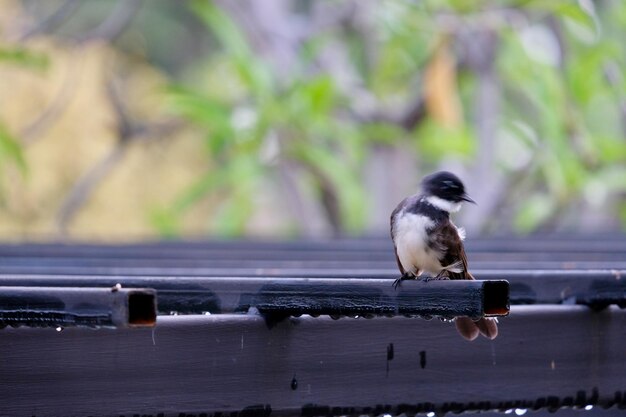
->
xmin=390 ymin=171 xmax=498 ymax=341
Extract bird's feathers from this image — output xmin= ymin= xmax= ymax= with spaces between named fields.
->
xmin=390 ymin=196 xmax=469 ymax=279
xmin=390 ymin=172 xmax=499 ymax=341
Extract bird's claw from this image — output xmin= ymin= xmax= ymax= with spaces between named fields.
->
xmin=393 ymin=272 xmax=450 ymax=288
xmin=392 ymin=273 xmax=413 ymax=289
xmin=429 ymin=271 xmax=450 ymax=281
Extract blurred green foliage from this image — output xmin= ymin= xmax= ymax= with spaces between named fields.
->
xmin=0 ymin=46 xmax=49 ymax=70
xmin=496 ymin=0 xmax=626 ymax=231
xmin=160 ymin=0 xmax=369 ymax=235
xmin=0 ymin=46 xmax=40 ymax=192
xmin=3 ymin=0 xmax=626 ymax=236
xmin=158 ymin=0 xmax=626 ymax=235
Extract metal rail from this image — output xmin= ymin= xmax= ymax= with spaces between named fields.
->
xmin=0 ymin=306 xmax=624 ymax=417
xmin=0 ymin=286 xmax=156 ymax=328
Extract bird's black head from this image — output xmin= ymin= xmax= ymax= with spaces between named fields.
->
xmin=421 ymin=171 xmax=475 ymax=203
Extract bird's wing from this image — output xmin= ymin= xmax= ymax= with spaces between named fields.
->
xmin=430 ymin=219 xmax=472 ymax=280
xmin=390 ymin=198 xmax=407 ymax=275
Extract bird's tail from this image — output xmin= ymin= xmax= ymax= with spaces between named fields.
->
xmin=454 ymin=270 xmax=499 ymax=341
xmin=455 ymin=316 xmax=498 ymax=341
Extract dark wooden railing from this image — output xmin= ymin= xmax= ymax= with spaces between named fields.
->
xmin=0 ymin=235 xmax=625 ymax=417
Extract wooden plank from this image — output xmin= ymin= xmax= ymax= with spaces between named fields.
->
xmin=0 ymin=248 xmax=623 ymax=261
xmin=0 ymin=236 xmax=626 ymax=258
xmin=0 ymin=306 xmax=624 ymax=417
xmin=2 ymin=257 xmax=626 ymax=270
xmin=240 ymin=279 xmax=509 ymax=320
xmin=0 ymin=271 xmax=622 ymax=313
xmin=0 ymin=286 xmax=156 ymax=328
xmin=0 ymin=278 xmax=510 ymax=319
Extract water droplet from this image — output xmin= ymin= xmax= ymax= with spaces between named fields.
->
xmin=384 ymin=414 xmax=393 ymax=417
xmin=426 ymin=412 xmax=435 ymax=417
xmin=203 ymin=311 xmax=211 ymax=316
xmin=55 ymin=326 xmax=63 ymax=332
xmin=169 ymin=311 xmax=178 ymax=316
xmin=504 ymin=410 xmax=513 ymax=415
xmin=514 ymin=409 xmax=527 ymax=416
xmin=584 ymin=405 xmax=593 ymax=411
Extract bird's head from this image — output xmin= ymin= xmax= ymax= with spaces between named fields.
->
xmin=421 ymin=171 xmax=475 ymax=212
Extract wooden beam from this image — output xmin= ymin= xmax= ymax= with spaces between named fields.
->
xmin=0 ymin=235 xmax=625 ymax=256
xmin=0 ymin=279 xmax=510 ymax=321
xmin=0 ymin=286 xmax=156 ymax=328
xmin=0 ymin=270 xmax=622 ymax=313
xmin=0 ymin=306 xmax=624 ymax=416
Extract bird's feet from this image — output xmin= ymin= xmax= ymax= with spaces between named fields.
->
xmin=429 ymin=271 xmax=451 ymax=281
xmin=393 ymin=272 xmax=450 ymax=288
xmin=392 ymin=272 xmax=413 ymax=289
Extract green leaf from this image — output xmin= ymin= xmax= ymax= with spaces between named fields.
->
xmin=212 ymin=190 xmax=252 ymax=236
xmin=165 ymin=85 xmax=234 ymax=154
xmin=301 ymin=76 xmax=335 ymax=116
xmin=148 ymin=207 xmax=181 ymax=238
xmin=190 ymin=0 xmax=273 ymax=96
xmin=362 ymin=122 xmax=407 ymax=145
xmin=514 ymin=194 xmax=556 ymax=232
xmin=0 ymin=123 xmax=27 ymax=174
xmin=171 ymin=169 xmax=229 ymax=214
xmin=415 ymin=120 xmax=475 ymax=158
xmin=594 ymin=135 xmax=626 ymax=163
xmin=523 ymin=1 xmax=596 ymax=34
xmin=166 ymin=85 xmax=230 ymax=124
xmin=211 ymin=154 xmax=262 ymax=235
xmin=190 ymin=0 xmax=250 ymax=62
xmin=0 ymin=47 xmax=49 ymax=71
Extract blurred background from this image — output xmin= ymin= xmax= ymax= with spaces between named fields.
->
xmin=0 ymin=0 xmax=625 ymax=241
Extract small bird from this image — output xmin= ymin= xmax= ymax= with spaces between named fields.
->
xmin=390 ymin=171 xmax=498 ymax=341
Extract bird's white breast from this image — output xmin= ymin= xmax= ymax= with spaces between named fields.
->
xmin=393 ymin=212 xmax=442 ymax=275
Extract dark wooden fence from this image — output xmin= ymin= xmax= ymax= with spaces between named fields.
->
xmin=1 ymin=235 xmax=625 ymax=417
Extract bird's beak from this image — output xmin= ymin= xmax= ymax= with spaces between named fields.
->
xmin=462 ymin=194 xmax=476 ymax=204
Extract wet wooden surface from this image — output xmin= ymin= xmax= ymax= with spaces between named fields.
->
xmin=1 ymin=306 xmax=625 ymax=417
xmin=1 ymin=236 xmax=625 ymax=416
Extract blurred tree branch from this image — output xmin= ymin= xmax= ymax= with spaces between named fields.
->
xmin=81 ymin=0 xmax=144 ymax=42
xmin=604 ymin=61 xmax=626 ymax=137
xmin=19 ymin=0 xmax=144 ymax=146
xmin=56 ymin=77 xmax=181 ymax=237
xmin=4 ymin=0 xmax=623 ymax=237
xmin=20 ymin=0 xmax=143 ymax=145
xmin=20 ymin=48 xmax=83 ymax=145
xmin=18 ymin=0 xmax=82 ymax=41
xmin=462 ymin=30 xmax=505 ymax=232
